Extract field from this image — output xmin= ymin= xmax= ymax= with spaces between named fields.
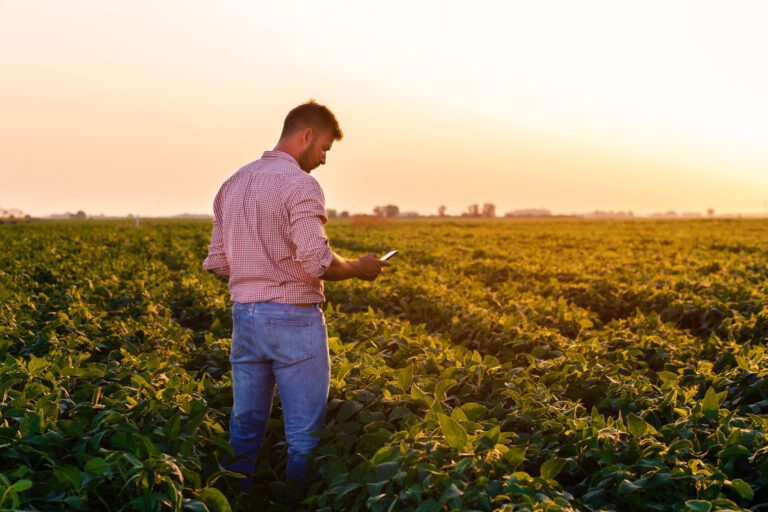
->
xmin=2 ymin=218 xmax=768 ymax=511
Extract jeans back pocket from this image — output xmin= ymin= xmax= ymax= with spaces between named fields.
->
xmin=264 ymin=316 xmax=314 ymax=366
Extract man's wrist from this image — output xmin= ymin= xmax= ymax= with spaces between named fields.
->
xmin=348 ymin=258 xmax=362 ymax=279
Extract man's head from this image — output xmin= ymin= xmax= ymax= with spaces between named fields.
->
xmin=277 ymin=100 xmax=343 ymax=173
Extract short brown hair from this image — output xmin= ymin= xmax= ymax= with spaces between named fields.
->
xmin=280 ymin=99 xmax=343 ymax=141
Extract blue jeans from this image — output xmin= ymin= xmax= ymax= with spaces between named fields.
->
xmin=226 ymin=301 xmax=329 ymax=489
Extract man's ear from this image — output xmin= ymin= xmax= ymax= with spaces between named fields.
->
xmin=301 ymin=127 xmax=314 ymax=147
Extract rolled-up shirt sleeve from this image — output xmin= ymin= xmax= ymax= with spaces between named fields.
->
xmin=287 ymin=180 xmax=333 ymax=278
xmin=202 ymin=189 xmax=231 ymax=277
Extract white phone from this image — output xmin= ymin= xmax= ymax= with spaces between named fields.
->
xmin=380 ymin=250 xmax=399 ymax=261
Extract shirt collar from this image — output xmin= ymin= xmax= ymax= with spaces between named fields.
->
xmin=261 ymin=150 xmax=300 ymax=167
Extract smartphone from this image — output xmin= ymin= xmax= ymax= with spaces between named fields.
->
xmin=380 ymin=250 xmax=399 ymax=261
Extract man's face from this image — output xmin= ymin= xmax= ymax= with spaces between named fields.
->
xmin=298 ymin=129 xmax=334 ymax=173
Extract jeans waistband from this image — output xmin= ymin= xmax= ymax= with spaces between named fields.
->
xmin=233 ymin=301 xmax=322 ymax=312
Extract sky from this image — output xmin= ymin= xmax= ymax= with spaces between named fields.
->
xmin=2 ymin=0 xmax=767 ymax=217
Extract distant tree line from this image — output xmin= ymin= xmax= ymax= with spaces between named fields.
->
xmin=325 ymin=209 xmax=349 ymax=219
xmin=462 ymin=203 xmax=496 ymax=218
xmin=46 ymin=210 xmax=88 ymax=220
xmin=0 ymin=208 xmax=33 ymax=222
xmin=326 ymin=203 xmax=502 ymax=219
xmin=1 ymin=208 xmax=26 ymax=219
xmin=325 ymin=205 xmax=720 ymax=219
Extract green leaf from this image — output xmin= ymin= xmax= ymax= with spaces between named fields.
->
xmin=336 ymin=400 xmax=363 ymax=422
xmin=9 ymin=479 xmax=33 ymax=493
xmin=371 ymin=446 xmax=399 ymax=465
xmin=198 ymin=487 xmax=232 ymax=512
xmin=702 ymin=387 xmax=719 ymax=419
xmin=27 ymin=356 xmax=49 ymax=375
xmin=327 ymin=337 xmax=343 ymax=354
xmin=450 ymin=407 xmax=468 ymax=422
xmin=130 ymin=495 xmax=159 ymax=510
xmin=19 ymin=412 xmax=40 ymax=438
xmin=396 ymin=365 xmax=413 ymax=392
xmin=716 ymin=390 xmax=728 ymax=405
xmin=335 ymin=482 xmax=363 ymax=500
xmin=131 ymin=374 xmax=149 ymax=388
xmin=437 ymin=413 xmax=468 ymax=449
xmin=668 ymin=439 xmax=693 ymax=453
xmin=366 ymin=481 xmax=386 ymax=496
xmin=460 ymin=402 xmax=488 ymax=421
xmin=438 ymin=482 xmax=463 ymax=504
xmin=718 ymin=444 xmax=750 ymax=458
xmin=454 ymin=457 xmax=473 ymax=474
xmin=540 ymin=458 xmax=567 ymax=481
xmin=503 ymin=445 xmax=526 ymax=470
xmin=182 ymin=501 xmax=209 ymax=512
xmin=710 ymin=498 xmax=740 ymax=509
xmin=63 ymin=496 xmax=84 ymax=510
xmin=618 ymin=479 xmax=643 ymax=494
xmin=685 ymin=500 xmax=712 ymax=512
xmin=414 ymin=499 xmax=440 ymax=512
xmin=484 ymin=425 xmax=500 ymax=445
xmin=434 ymin=379 xmax=457 ymax=401
xmin=122 ymin=452 xmax=144 ymax=468
xmin=627 ymin=414 xmax=647 ymax=437
xmin=374 ymin=461 xmax=399 ymax=481
xmin=53 ymin=466 xmax=83 ymax=490
xmin=729 ymin=479 xmax=754 ymax=500
xmin=84 ymin=457 xmax=109 ymax=475
xmin=164 ymin=413 xmax=182 ymax=438
xmin=656 ymin=371 xmax=679 ymax=387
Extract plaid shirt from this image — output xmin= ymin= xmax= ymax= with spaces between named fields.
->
xmin=203 ymin=151 xmax=334 ymax=304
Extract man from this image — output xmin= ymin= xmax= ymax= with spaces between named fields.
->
xmin=202 ymin=100 xmax=388 ymax=490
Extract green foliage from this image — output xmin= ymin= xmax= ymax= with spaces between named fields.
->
xmin=2 ymin=218 xmax=768 ymax=510
xmin=437 ymin=413 xmax=468 ymax=450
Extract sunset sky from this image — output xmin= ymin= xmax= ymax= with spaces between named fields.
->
xmin=2 ymin=0 xmax=767 ymax=217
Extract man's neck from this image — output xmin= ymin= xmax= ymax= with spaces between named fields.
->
xmin=273 ymin=142 xmax=301 ymax=163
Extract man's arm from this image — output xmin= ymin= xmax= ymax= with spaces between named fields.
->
xmin=321 ymin=251 xmax=389 ymax=281
xmin=288 ymin=180 xmax=388 ymax=281
xmin=202 ymin=189 xmax=231 ymax=278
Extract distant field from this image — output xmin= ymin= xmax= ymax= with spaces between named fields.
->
xmin=1 ymin=219 xmax=767 ymax=511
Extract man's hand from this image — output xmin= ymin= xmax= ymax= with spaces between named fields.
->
xmin=321 ymin=251 xmax=391 ymax=281
xmin=355 ymin=253 xmax=390 ymax=281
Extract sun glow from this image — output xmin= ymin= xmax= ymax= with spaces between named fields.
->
xmin=1 ymin=0 xmax=766 ymax=217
